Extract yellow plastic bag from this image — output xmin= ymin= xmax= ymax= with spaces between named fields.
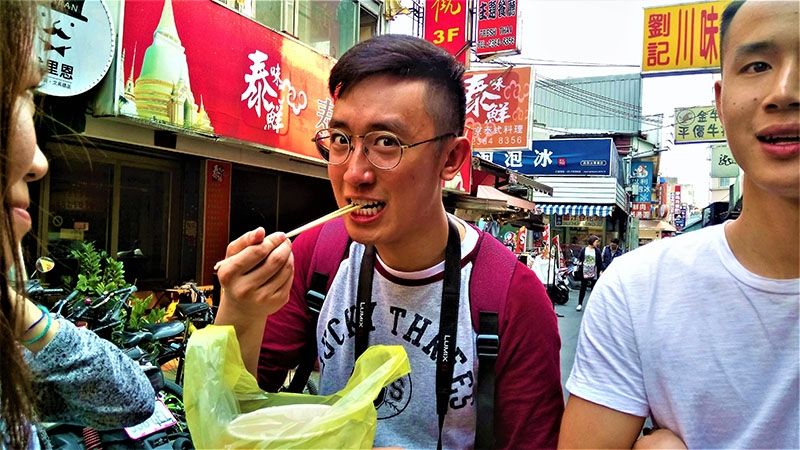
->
xmin=184 ymin=325 xmax=410 ymax=449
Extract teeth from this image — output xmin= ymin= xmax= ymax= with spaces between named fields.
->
xmin=350 ymin=201 xmax=385 ymax=216
xmin=759 ymin=135 xmax=799 ymax=143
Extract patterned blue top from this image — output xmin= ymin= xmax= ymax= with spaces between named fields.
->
xmin=1 ymin=319 xmax=155 ymax=449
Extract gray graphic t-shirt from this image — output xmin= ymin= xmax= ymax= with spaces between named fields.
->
xmin=317 ymin=223 xmax=479 ymax=450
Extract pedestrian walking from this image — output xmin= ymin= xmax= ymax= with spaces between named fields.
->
xmin=601 ymin=238 xmax=624 ymax=269
xmin=575 ymin=235 xmax=602 ymax=311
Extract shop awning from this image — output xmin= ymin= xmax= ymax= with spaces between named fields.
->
xmin=472 ymin=157 xmax=553 ymax=196
xmin=536 ymin=204 xmax=615 ymax=217
xmin=476 ymin=185 xmax=536 ymax=211
xmin=639 ymin=219 xmax=677 ymax=232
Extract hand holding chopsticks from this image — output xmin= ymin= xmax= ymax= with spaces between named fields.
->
xmin=214 ymin=204 xmax=361 ymax=272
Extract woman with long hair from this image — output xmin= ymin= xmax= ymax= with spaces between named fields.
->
xmin=1 ymin=2 xmax=153 ymax=448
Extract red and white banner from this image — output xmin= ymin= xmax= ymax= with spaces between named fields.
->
xmin=424 ymin=0 xmax=469 ymax=66
xmin=463 ymin=66 xmax=531 ymax=150
xmin=120 ymin=0 xmax=336 ymax=161
xmin=475 ymin=0 xmax=520 ymax=57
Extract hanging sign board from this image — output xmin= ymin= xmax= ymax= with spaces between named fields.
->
xmin=424 ymin=0 xmax=469 ymax=65
xmin=675 ymin=105 xmax=726 ymax=143
xmin=642 ymin=1 xmax=730 ymax=73
xmin=37 ymin=0 xmax=115 ymax=96
xmin=475 ymin=0 xmax=520 ymax=57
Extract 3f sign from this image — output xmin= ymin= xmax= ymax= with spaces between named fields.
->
xmin=433 ymin=27 xmax=460 ymax=44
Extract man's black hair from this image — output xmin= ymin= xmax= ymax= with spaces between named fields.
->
xmin=328 ymin=34 xmax=466 ymax=135
xmin=720 ymin=0 xmax=747 ymax=67
xmin=611 ymin=238 xmax=620 ymax=245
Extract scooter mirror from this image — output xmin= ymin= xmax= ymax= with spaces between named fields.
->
xmin=34 ymin=256 xmax=55 ymax=275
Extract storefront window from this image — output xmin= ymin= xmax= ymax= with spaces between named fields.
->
xmin=118 ymin=166 xmax=171 ymax=283
xmin=40 ymin=146 xmax=179 ymax=287
xmin=247 ymin=0 xmax=360 ymax=58
xmin=47 ymin=160 xmax=114 ymax=260
xmin=359 ymin=8 xmax=377 ymax=42
xmin=297 ymin=0 xmax=342 ymax=56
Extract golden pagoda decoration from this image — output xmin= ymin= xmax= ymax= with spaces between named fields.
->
xmin=129 ymin=0 xmax=214 ymax=133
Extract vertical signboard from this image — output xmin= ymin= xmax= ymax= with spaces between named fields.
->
xmin=475 ymin=0 xmax=520 ymax=57
xmin=424 ymin=0 xmax=469 ymax=65
xmin=632 ymin=161 xmax=654 ymax=203
xmin=672 ymin=185 xmax=684 ymax=229
xmin=642 ymin=1 xmax=730 ymax=73
xmin=464 ymin=66 xmax=531 ymax=150
xmin=201 ymin=160 xmax=231 ymax=285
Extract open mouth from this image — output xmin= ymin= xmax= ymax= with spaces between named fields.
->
xmin=349 ymin=199 xmax=386 ymax=216
xmin=757 ymin=134 xmax=799 ymax=144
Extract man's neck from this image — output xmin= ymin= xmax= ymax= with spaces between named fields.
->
xmin=375 ymin=211 xmax=462 ymax=272
xmin=725 ymin=179 xmax=800 ymax=279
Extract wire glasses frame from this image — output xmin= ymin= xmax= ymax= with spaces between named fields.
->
xmin=312 ymin=128 xmax=458 ymax=170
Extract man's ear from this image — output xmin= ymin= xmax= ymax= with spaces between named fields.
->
xmin=440 ymin=136 xmax=471 ymax=181
xmin=714 ymin=80 xmax=725 ymax=125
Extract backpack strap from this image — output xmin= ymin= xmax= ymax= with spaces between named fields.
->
xmin=286 ymin=217 xmax=350 ymax=393
xmin=469 ymin=227 xmax=517 ymax=449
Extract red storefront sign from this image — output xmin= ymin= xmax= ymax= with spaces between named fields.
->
xmin=464 ymin=66 xmax=531 ymax=150
xmin=475 ymin=0 xmax=520 ymax=57
xmin=424 ymin=0 xmax=469 ymax=65
xmin=631 ymin=202 xmax=652 ymax=219
xmin=201 ymin=160 xmax=231 ymax=285
xmin=120 ymin=0 xmax=335 ymax=160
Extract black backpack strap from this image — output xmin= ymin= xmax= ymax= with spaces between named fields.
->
xmin=285 ymin=217 xmax=350 ymax=393
xmin=475 ymin=311 xmax=499 ymax=449
xmin=286 ymin=272 xmax=330 ymax=392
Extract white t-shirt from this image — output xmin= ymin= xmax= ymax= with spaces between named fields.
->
xmin=317 ymin=217 xmax=480 ymax=449
xmin=567 ymin=223 xmax=799 ymax=449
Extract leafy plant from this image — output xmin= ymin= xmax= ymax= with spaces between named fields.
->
xmin=127 ymin=294 xmax=166 ymax=329
xmin=67 ymin=241 xmax=127 ymax=297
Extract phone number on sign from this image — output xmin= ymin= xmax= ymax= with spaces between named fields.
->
xmin=486 ymin=135 xmax=524 ymax=146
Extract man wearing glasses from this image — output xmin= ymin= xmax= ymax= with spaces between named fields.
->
xmin=215 ymin=34 xmax=563 ymax=449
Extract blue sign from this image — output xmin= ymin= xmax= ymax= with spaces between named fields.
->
xmin=473 ymin=138 xmax=616 ymax=176
xmin=632 ymin=161 xmax=654 ymax=202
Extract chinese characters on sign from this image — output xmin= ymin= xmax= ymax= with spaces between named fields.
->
xmin=710 ymin=143 xmax=740 ymax=178
xmin=464 ymin=66 xmax=531 ymax=150
xmin=121 ymin=0 xmax=336 ymax=160
xmin=632 ymin=161 xmax=653 ymax=203
xmin=475 ymin=138 xmax=615 ymax=176
xmin=475 ymin=0 xmax=520 ymax=57
xmin=671 ymin=185 xmax=684 ymax=229
xmin=642 ymin=1 xmax=730 ymax=73
xmin=202 ymin=160 xmax=231 ymax=285
xmin=554 ymin=215 xmax=605 ymax=228
xmin=674 ymin=105 xmax=726 ymax=143
xmin=630 ymin=202 xmax=652 ymax=220
xmin=38 ymin=0 xmax=115 ymax=96
xmin=424 ymin=0 xmax=469 ymax=65
xmin=241 ymin=50 xmax=308 ymax=133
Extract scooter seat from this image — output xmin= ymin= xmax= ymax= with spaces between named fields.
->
xmin=144 ymin=321 xmax=185 ymax=340
xmin=118 ymin=330 xmax=153 ymax=347
xmin=176 ymin=302 xmax=210 ymax=318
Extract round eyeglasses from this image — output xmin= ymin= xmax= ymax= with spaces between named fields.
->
xmin=312 ymin=128 xmax=457 ymax=170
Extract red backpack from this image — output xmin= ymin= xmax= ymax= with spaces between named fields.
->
xmin=289 ymin=216 xmax=519 ymax=448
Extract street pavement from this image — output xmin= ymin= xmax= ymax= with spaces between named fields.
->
xmin=555 ymin=287 xmax=593 ymax=401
